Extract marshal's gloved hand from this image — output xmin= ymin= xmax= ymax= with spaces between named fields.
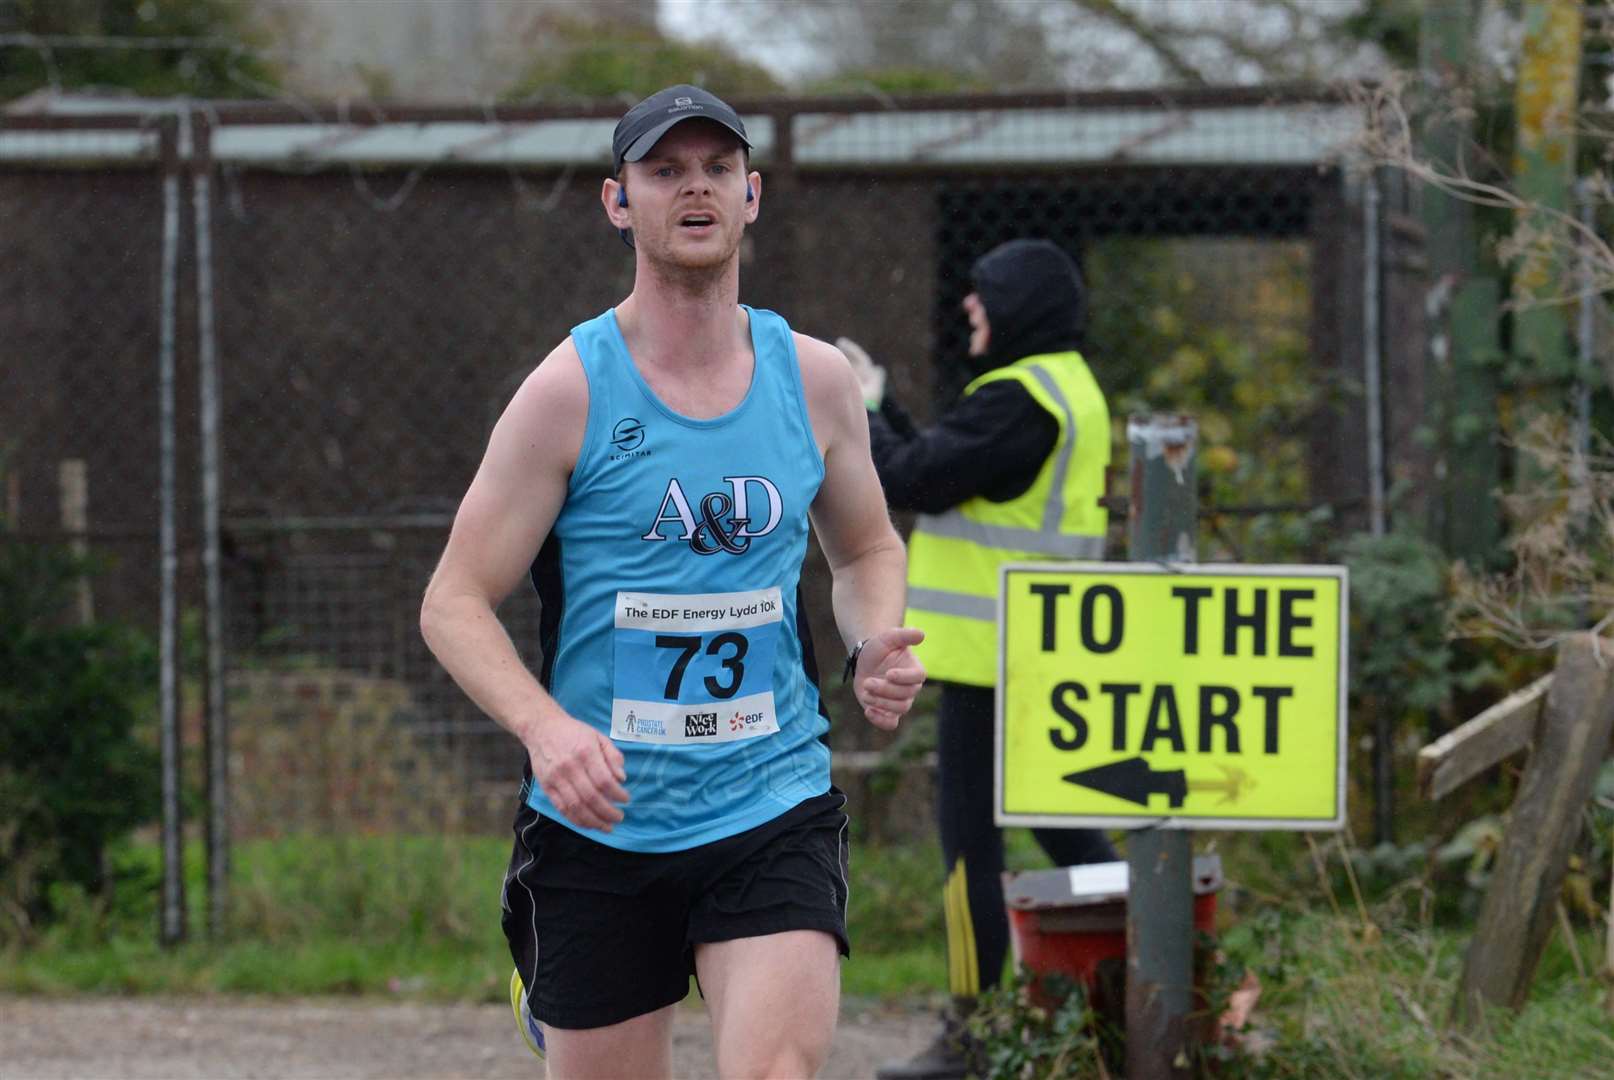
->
xmin=836 ymin=336 xmax=886 ymax=410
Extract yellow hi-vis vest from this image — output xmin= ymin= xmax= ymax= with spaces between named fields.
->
xmin=904 ymin=351 xmax=1110 ymax=687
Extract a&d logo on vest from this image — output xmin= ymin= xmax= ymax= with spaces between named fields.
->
xmin=642 ymin=475 xmax=783 ymax=556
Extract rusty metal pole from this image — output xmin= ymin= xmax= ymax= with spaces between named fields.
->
xmin=193 ymin=110 xmax=231 ymax=939
xmin=1125 ymin=414 xmax=1197 ymax=1078
xmin=157 ymin=114 xmax=187 ymax=947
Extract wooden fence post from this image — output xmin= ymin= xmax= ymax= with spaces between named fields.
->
xmin=1417 ymin=675 xmax=1551 ymax=801
xmin=1605 ymin=821 xmax=1614 ymax=1019
xmin=1454 ymin=632 xmax=1614 ymax=1028
xmin=58 ymin=459 xmax=93 ymax=624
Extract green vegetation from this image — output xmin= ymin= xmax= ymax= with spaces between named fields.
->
xmin=1 ymin=832 xmax=948 ymax=1001
xmin=1085 ymin=238 xmax=1323 ymax=564
xmin=965 ymin=826 xmax=1614 ymax=1078
xmin=0 ymin=537 xmax=158 ymax=942
xmin=1211 ymin=915 xmax=1612 ymax=1080
xmin=0 ymin=0 xmax=278 ymax=101
xmin=4 ymin=835 xmax=511 ymax=1000
xmin=5 ymin=825 xmax=1611 ymax=1078
xmin=503 ymin=18 xmax=781 ymax=103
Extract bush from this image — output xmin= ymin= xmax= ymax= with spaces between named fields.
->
xmin=1340 ymin=530 xmax=1497 ymax=844
xmin=0 ymin=538 xmax=158 ymax=943
xmin=503 ymin=16 xmax=781 ymax=101
xmin=966 ymin=972 xmax=1108 ymax=1079
xmin=0 ymin=0 xmax=279 ymax=103
xmin=1342 ymin=530 xmax=1466 ymax=717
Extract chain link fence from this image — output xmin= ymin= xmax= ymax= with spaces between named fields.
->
xmin=0 ymin=89 xmax=1418 ymax=849
xmin=1 ymin=118 xmax=168 ymax=619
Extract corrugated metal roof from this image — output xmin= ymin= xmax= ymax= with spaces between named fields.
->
xmin=1 ymin=92 xmax=1362 ymax=169
xmin=0 ymin=129 xmax=156 ymax=160
xmin=792 ymin=104 xmax=1361 ymax=167
xmin=210 ymin=116 xmax=779 ymax=166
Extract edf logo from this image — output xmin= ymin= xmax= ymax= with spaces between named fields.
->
xmin=642 ymin=476 xmax=783 ymax=556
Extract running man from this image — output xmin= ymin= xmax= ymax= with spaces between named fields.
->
xmin=419 ymin=85 xmax=926 ymax=1079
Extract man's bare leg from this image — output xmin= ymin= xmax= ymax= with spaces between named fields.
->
xmin=542 ymin=1003 xmax=675 ymax=1080
xmin=697 ymin=930 xmax=840 ymax=1079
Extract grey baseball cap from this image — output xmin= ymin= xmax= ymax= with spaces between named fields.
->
xmin=612 ymin=85 xmax=751 ymax=174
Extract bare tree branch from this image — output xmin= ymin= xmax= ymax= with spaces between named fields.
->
xmin=1358 ymin=79 xmax=1614 ymax=313
xmin=1062 ymin=0 xmax=1211 ymax=84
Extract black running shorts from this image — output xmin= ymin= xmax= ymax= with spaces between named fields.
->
xmin=500 ymin=788 xmax=851 ymax=1030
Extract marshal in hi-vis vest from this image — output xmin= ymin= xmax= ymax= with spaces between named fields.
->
xmin=904 ymin=351 xmax=1110 ymax=687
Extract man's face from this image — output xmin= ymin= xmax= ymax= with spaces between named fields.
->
xmin=612 ymin=121 xmax=758 ymax=272
xmin=962 ymin=292 xmax=991 ymax=357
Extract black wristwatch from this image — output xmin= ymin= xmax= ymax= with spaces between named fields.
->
xmin=842 ymin=638 xmax=869 ymax=685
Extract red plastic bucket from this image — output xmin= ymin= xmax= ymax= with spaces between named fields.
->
xmin=1003 ymin=856 xmax=1222 ymax=1014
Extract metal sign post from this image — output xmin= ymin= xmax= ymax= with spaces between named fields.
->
xmin=1124 ymin=415 xmax=1198 ymax=1078
xmin=157 ymin=115 xmax=186 ymax=948
xmin=192 ymin=111 xmax=231 ymax=940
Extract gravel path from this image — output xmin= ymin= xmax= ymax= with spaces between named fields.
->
xmin=0 ymin=995 xmax=936 ymax=1080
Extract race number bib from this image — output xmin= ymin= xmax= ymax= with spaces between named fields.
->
xmin=610 ymin=587 xmax=783 ymax=744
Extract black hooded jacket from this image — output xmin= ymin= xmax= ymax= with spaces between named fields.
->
xmin=867 ymin=239 xmax=1089 ymax=514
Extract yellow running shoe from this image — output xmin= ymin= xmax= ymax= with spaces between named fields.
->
xmin=509 ymin=967 xmax=546 ymax=1060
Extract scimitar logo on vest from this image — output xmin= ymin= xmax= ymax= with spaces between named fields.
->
xmin=995 ymin=562 xmax=1348 ymax=831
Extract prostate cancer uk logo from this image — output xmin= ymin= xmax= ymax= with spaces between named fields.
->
xmin=643 ymin=475 xmax=783 ymax=556
xmin=624 ymin=710 xmax=666 ymax=737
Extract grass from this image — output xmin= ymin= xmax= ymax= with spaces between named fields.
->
xmin=4 ymin=829 xmax=1612 ymax=1078
xmin=2 ymin=834 xmax=510 ymax=1000
xmin=1205 ymin=915 xmax=1614 ymax=1079
xmin=0 ymin=831 xmax=957 ymax=1001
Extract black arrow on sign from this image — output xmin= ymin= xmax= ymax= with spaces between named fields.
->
xmin=1063 ymin=757 xmax=1188 ymax=809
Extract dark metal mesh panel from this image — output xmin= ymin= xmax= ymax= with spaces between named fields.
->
xmin=0 ymin=154 xmax=166 ymax=629
xmin=211 ymin=170 xmax=626 ymax=519
xmin=932 ymin=169 xmax=1319 ymax=393
xmin=207 ymin=169 xmax=635 ymax=790
xmin=219 ymin=531 xmax=533 ymax=786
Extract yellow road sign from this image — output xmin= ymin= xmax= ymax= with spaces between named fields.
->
xmin=996 ymin=563 xmax=1347 ymax=829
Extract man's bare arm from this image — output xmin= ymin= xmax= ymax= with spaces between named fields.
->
xmin=419 ymin=342 xmax=629 ymax=830
xmin=799 ymin=333 xmax=926 ymax=730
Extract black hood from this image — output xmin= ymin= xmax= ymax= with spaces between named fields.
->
xmin=969 ymin=239 xmax=1086 ymax=371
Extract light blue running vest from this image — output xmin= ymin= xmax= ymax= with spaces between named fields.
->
xmin=525 ymin=306 xmax=831 ymax=852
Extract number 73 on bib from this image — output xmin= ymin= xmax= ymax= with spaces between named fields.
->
xmin=995 ymin=562 xmax=1348 ymax=830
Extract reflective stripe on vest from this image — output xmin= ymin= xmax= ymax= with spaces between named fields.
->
xmin=910 ymin=512 xmax=1106 ymax=559
xmin=905 ymin=586 xmax=995 ymax=621
xmin=903 ymin=350 xmax=1109 ymax=686
xmin=1027 ymin=364 xmax=1076 ymax=532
